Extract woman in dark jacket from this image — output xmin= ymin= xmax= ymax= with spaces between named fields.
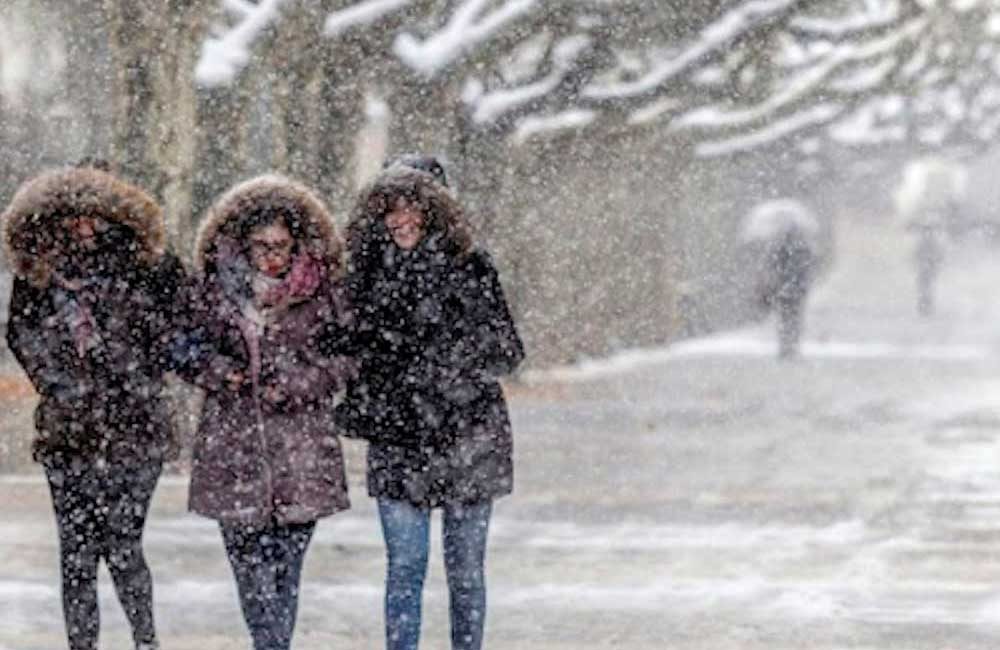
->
xmin=336 ymin=160 xmax=524 ymax=650
xmin=181 ymin=175 xmax=353 ymax=650
xmin=3 ymin=166 xmax=185 ymax=650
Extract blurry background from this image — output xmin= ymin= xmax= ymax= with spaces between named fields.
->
xmin=10 ymin=1 xmax=996 ymax=366
xmin=1 ymin=1 xmax=999 ymax=397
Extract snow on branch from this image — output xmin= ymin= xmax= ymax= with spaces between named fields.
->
xmin=581 ymin=0 xmax=798 ymax=101
xmin=464 ymin=34 xmax=592 ymax=124
xmin=829 ymin=97 xmax=907 ymax=144
xmin=324 ymin=0 xmax=414 ymax=38
xmin=467 ymin=74 xmax=565 ymax=124
xmin=223 ymin=0 xmax=256 ymax=19
xmin=196 ymin=0 xmax=289 ymax=87
xmin=512 ymin=109 xmax=597 ymax=144
xmin=629 ymin=97 xmax=683 ymax=125
xmin=394 ymin=0 xmax=540 ymax=77
xmin=900 ymin=38 xmax=930 ymax=78
xmin=693 ymin=103 xmax=843 ymax=157
xmin=828 ymin=55 xmax=898 ymax=93
xmin=674 ymin=17 xmax=926 ymax=130
xmin=676 ymin=62 xmax=836 ymax=129
xmin=790 ymin=0 xmax=900 ymax=37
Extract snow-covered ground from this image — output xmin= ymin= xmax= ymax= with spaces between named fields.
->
xmin=5 ymin=215 xmax=1000 ymax=648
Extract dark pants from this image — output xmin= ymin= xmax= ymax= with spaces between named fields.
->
xmin=378 ymin=498 xmax=492 ymax=650
xmin=44 ymin=458 xmax=162 ymax=650
xmin=917 ymin=265 xmax=938 ymax=316
xmin=220 ymin=519 xmax=316 ymax=650
xmin=777 ymin=294 xmax=805 ymax=359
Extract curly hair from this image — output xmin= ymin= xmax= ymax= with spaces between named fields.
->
xmin=194 ymin=175 xmax=344 ymax=279
xmin=346 ymin=167 xmax=473 ymax=275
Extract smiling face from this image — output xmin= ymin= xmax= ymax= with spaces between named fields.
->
xmin=384 ymin=197 xmax=426 ymax=251
xmin=249 ymin=221 xmax=295 ymax=278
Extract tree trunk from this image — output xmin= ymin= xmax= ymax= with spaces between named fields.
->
xmin=193 ymin=82 xmax=249 ymax=204
xmin=388 ymin=68 xmax=461 ymax=163
xmin=53 ymin=0 xmax=112 ymax=158
xmin=316 ymin=40 xmax=368 ymax=211
xmin=104 ymin=0 xmax=209 ymax=254
xmin=269 ymin=6 xmax=325 ymax=187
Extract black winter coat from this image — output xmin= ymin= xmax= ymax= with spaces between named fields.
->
xmin=2 ymin=166 xmax=185 ymax=466
xmin=336 ymin=243 xmax=524 ymax=507
xmin=6 ymin=255 xmax=185 ymax=464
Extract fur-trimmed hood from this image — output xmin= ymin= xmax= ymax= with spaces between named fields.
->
xmin=2 ymin=167 xmax=165 ymax=287
xmin=194 ymin=174 xmax=344 ymax=278
xmin=347 ymin=165 xmax=472 ymax=269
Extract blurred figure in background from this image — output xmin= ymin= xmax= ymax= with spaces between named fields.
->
xmin=912 ymin=223 xmax=945 ymax=317
xmin=895 ymin=156 xmax=966 ymax=316
xmin=769 ymin=226 xmax=816 ymax=359
xmin=742 ymin=198 xmax=819 ymax=360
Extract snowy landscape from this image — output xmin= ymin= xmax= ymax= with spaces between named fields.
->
xmin=5 ymin=1 xmax=1000 ymax=649
xmin=3 ymin=206 xmax=1000 ymax=648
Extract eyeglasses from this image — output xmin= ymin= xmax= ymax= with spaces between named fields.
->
xmin=249 ymin=239 xmax=294 ymax=256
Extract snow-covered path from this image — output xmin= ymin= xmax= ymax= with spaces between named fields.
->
xmin=5 ymin=216 xmax=1000 ymax=648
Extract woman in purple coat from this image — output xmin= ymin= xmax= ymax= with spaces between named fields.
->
xmin=180 ymin=175 xmax=354 ymax=650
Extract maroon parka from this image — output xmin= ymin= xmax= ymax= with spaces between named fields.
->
xmin=184 ymin=175 xmax=354 ymax=525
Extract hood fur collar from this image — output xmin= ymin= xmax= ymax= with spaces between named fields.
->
xmin=347 ymin=166 xmax=472 ymax=265
xmin=194 ymin=174 xmax=344 ymax=279
xmin=2 ymin=167 xmax=165 ymax=287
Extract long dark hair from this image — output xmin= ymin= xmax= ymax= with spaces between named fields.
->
xmin=203 ymin=201 xmax=312 ymax=276
xmin=346 ymin=169 xmax=472 ymax=278
xmin=235 ymin=203 xmax=309 ymax=255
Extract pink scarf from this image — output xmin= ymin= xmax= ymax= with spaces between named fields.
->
xmin=258 ymin=253 xmax=323 ymax=309
xmin=239 ymin=253 xmax=324 ymax=392
xmin=51 ymin=271 xmax=101 ymax=358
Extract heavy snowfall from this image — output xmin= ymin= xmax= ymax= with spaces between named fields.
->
xmin=4 ymin=1 xmax=1000 ymax=649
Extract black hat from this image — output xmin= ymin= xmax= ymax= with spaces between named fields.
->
xmin=384 ymin=153 xmax=448 ymax=187
xmin=74 ymin=156 xmax=114 ymax=173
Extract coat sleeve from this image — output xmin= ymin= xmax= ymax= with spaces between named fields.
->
xmin=318 ymin=280 xmax=362 ymax=356
xmin=265 ymin=349 xmax=355 ymax=411
xmin=451 ymin=249 xmax=525 ymax=378
xmin=407 ymin=250 xmax=523 ymax=411
xmin=4 ymin=278 xmax=77 ymax=399
xmin=169 ymin=278 xmax=247 ymax=393
xmin=145 ymin=253 xmax=190 ymax=374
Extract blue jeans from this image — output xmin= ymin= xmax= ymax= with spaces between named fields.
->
xmin=220 ymin=520 xmax=316 ymax=650
xmin=378 ymin=498 xmax=493 ymax=650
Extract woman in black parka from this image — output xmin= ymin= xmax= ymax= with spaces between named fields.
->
xmin=3 ymin=164 xmax=185 ymax=650
xmin=335 ymin=157 xmax=524 ymax=650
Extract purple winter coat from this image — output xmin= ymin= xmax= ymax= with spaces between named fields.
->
xmin=183 ymin=176 xmax=354 ymax=525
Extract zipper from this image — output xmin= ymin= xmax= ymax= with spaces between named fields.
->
xmin=253 ymin=326 xmax=274 ymax=519
xmin=235 ymin=311 xmax=275 ymax=519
